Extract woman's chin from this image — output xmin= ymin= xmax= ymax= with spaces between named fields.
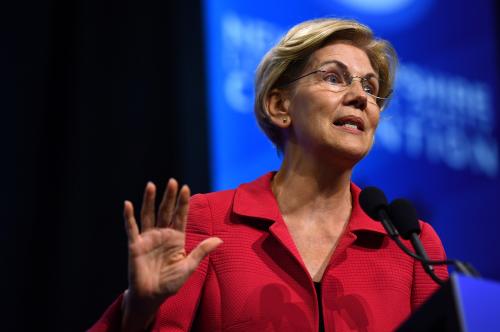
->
xmin=312 ymin=144 xmax=369 ymax=169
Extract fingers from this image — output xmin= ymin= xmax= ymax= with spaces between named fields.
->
xmin=171 ymin=185 xmax=190 ymax=232
xmin=186 ymin=237 xmax=223 ymax=270
xmin=124 ymin=200 xmax=139 ymax=243
xmin=136 ymin=178 xmax=190 ymax=231
xmin=140 ymin=182 xmax=156 ymax=232
xmin=157 ymin=179 xmax=178 ymax=228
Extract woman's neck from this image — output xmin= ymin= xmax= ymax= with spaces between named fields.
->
xmin=272 ymin=146 xmax=354 ymax=220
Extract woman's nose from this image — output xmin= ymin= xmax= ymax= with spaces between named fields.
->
xmin=343 ymin=77 xmax=368 ymax=110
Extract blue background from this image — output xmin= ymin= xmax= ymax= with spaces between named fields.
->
xmin=204 ymin=0 xmax=500 ymax=280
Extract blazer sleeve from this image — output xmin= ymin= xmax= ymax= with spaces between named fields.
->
xmin=410 ymin=221 xmax=449 ymax=311
xmin=88 ymin=194 xmax=213 ymax=332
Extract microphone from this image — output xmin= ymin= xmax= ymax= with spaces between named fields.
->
xmin=360 ymin=186 xmax=446 ymax=285
xmin=388 ymin=199 xmax=434 ymax=274
xmin=359 ymin=186 xmax=398 ymax=238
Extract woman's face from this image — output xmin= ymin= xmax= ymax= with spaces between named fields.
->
xmin=285 ymin=41 xmax=381 ymax=164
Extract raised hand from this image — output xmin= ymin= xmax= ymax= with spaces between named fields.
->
xmin=121 ymin=179 xmax=222 ymax=331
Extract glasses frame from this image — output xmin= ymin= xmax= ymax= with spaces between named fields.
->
xmin=281 ymin=68 xmax=393 ymax=110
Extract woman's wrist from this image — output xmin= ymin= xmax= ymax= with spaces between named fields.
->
xmin=121 ymin=289 xmax=163 ymax=332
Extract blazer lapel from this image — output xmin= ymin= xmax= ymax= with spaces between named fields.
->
xmin=232 ymin=172 xmax=309 ymax=274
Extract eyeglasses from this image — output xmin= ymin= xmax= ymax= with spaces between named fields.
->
xmin=282 ymin=61 xmax=391 ymax=110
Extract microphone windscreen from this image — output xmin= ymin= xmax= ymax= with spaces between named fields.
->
xmin=388 ymin=199 xmax=421 ymax=239
xmin=359 ymin=186 xmax=388 ymax=221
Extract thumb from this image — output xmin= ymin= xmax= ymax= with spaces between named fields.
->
xmin=186 ymin=237 xmax=223 ymax=271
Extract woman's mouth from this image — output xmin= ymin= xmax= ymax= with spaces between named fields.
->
xmin=333 ymin=116 xmax=365 ymax=132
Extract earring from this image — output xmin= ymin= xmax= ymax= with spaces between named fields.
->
xmin=282 ymin=118 xmax=287 ymax=123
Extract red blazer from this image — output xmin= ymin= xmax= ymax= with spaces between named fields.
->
xmin=90 ymin=172 xmax=448 ymax=331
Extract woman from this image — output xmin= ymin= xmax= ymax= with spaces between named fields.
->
xmin=90 ymin=18 xmax=448 ymax=332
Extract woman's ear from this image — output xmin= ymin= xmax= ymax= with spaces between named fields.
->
xmin=266 ymin=88 xmax=292 ymax=128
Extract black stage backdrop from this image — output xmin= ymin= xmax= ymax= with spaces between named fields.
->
xmin=5 ymin=0 xmax=208 ymax=330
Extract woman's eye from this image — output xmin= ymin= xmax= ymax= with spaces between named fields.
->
xmin=363 ymin=82 xmax=378 ymax=95
xmin=323 ymin=73 xmax=343 ymax=84
xmin=363 ymin=85 xmax=374 ymax=94
xmin=364 ymin=80 xmax=380 ymax=95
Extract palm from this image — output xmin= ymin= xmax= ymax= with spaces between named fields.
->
xmin=129 ymin=228 xmax=185 ymax=297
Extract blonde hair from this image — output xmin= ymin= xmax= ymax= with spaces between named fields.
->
xmin=254 ymin=18 xmax=398 ymax=152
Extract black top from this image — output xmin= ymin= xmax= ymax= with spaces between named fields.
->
xmin=314 ymin=282 xmax=325 ymax=332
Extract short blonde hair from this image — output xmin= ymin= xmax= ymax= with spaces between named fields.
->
xmin=254 ymin=18 xmax=398 ymax=152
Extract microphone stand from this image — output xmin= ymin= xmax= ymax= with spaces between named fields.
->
xmin=389 ymin=233 xmax=480 ymax=285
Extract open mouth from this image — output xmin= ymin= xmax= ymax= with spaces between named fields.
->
xmin=333 ymin=116 xmax=365 ymax=131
